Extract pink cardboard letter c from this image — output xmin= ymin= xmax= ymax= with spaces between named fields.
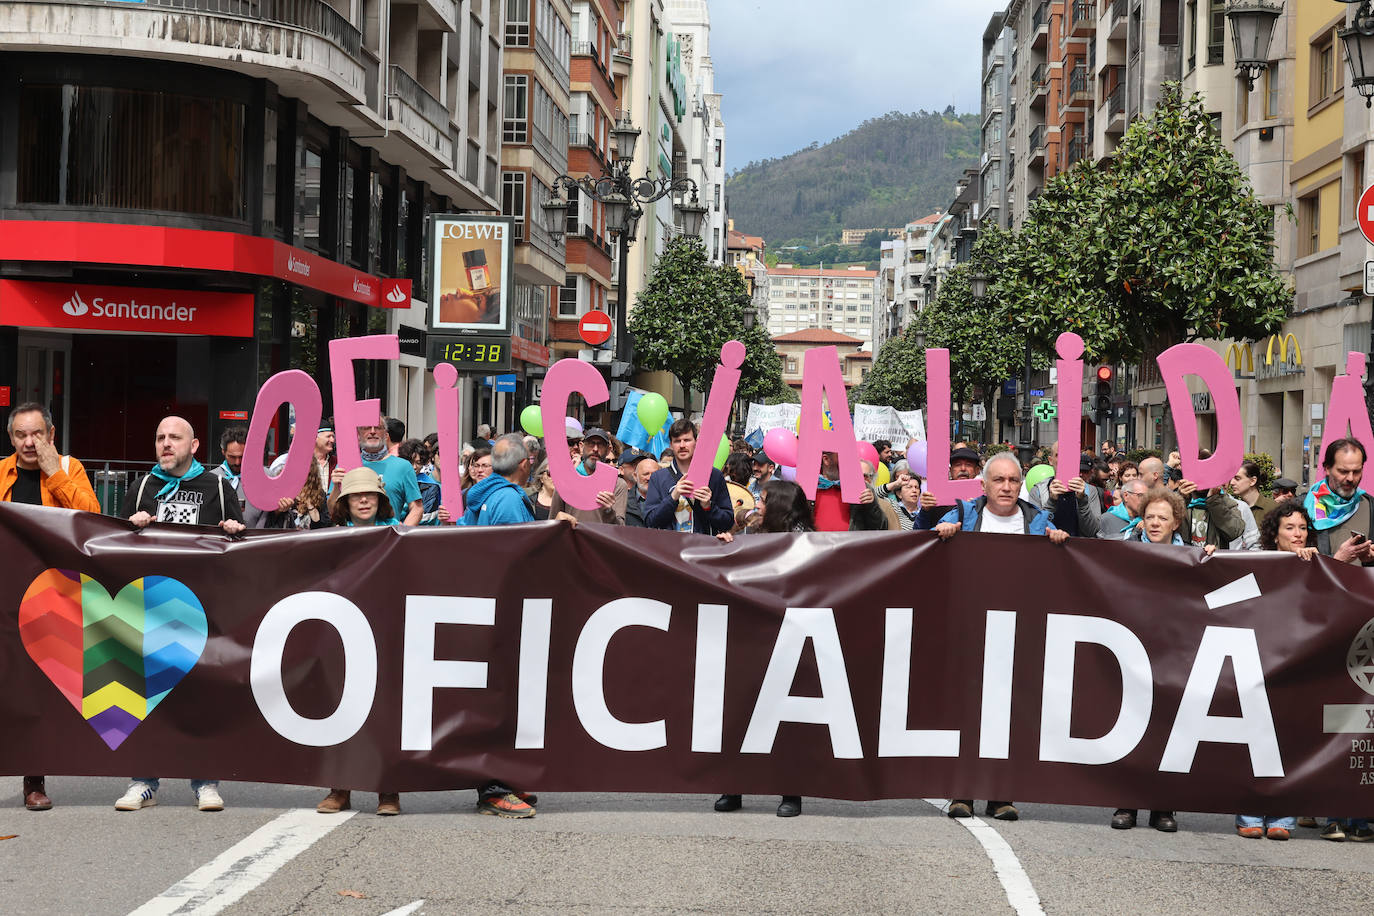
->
xmin=541 ymin=357 xmax=617 ymax=511
xmin=1156 ymin=342 xmax=1243 ymax=489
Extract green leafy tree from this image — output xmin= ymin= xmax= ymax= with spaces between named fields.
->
xmin=854 ymin=324 xmax=927 ymax=411
xmin=629 ymin=236 xmax=784 ymax=407
xmin=999 ymin=83 xmax=1290 ymax=362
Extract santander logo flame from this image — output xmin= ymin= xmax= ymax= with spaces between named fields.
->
xmin=385 ymin=284 xmax=408 ymax=304
xmin=63 ymin=291 xmax=89 ymax=317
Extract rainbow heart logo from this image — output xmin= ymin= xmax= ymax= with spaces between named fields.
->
xmin=20 ymin=570 xmax=207 ymax=750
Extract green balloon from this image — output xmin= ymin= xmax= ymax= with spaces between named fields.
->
xmin=1025 ymin=464 xmax=1054 ymax=492
xmin=520 ymin=405 xmax=543 ymax=438
xmin=637 ymin=393 xmax=670 ymax=434
xmin=714 ymin=435 xmax=730 ymax=470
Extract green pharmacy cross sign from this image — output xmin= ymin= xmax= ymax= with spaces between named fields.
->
xmin=1034 ymin=399 xmax=1057 ymax=423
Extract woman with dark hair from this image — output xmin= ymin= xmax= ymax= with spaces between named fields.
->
xmin=399 ymin=438 xmax=444 ymax=524
xmin=460 ymin=447 xmax=492 ymax=498
xmin=724 ymin=452 xmax=756 ymax=520
xmin=264 ymin=461 xmax=332 ymax=530
xmin=1258 ymin=500 xmax=1318 ymax=557
xmin=758 ymin=479 xmax=814 ymax=533
xmin=1245 ymin=502 xmax=1317 ymax=839
xmin=713 ymin=478 xmax=812 ymax=819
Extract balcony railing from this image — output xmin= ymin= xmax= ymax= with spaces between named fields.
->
xmin=1067 ymin=65 xmax=1090 ymax=103
xmin=1107 ymin=82 xmax=1124 ymax=119
xmin=1031 ymin=1 xmax=1047 ymax=32
xmin=1069 ymin=0 xmax=1095 ymax=31
xmin=146 ymin=0 xmax=363 ymax=59
xmin=572 ymin=40 xmax=595 ymax=57
xmin=1111 ymin=0 xmax=1126 ymax=23
xmin=388 ymin=65 xmax=447 ymax=131
xmin=1065 ymin=136 xmax=1087 ymax=167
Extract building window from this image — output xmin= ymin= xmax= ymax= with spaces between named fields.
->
xmin=1298 ymin=193 xmax=1321 ymax=257
xmin=1354 ymin=153 xmax=1366 ymax=222
xmin=503 ymin=75 xmax=528 ymax=143
xmin=506 ymin=0 xmax=530 ymax=46
xmin=565 ymin=186 xmax=581 ymax=236
xmin=1312 ymin=30 xmax=1338 ymax=108
xmin=1207 ymin=0 xmax=1225 ymax=65
xmin=1159 ymin=0 xmax=1179 ymax=45
xmin=1263 ymin=65 xmax=1280 ymax=118
xmin=1186 ymin=0 xmax=1198 ymax=70
xmin=1236 ymin=76 xmax=1250 ymax=125
xmin=559 ymin=273 xmax=580 ymax=317
xmin=714 ymin=139 xmax=722 ymax=167
xmin=502 ymin=171 xmax=526 ymax=240
xmin=786 ymin=357 xmax=798 ymax=373
xmin=18 ymin=83 xmax=248 ymax=220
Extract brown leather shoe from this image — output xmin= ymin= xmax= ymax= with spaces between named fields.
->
xmin=316 ymin=789 xmax=351 ymax=814
xmin=376 ymin=793 xmax=401 ymax=816
xmin=23 ymin=777 xmax=51 ymax=811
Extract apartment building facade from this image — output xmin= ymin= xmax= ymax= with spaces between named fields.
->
xmin=764 ymin=267 xmax=879 ymax=346
xmin=0 ymin=0 xmax=506 ymax=462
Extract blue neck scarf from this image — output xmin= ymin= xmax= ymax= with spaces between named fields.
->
xmin=361 ymin=445 xmax=388 ymax=463
xmin=150 ymin=459 xmax=206 ymax=499
xmin=218 ymin=461 xmax=239 ymax=481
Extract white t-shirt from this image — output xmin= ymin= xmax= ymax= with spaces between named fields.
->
xmin=981 ymin=507 xmax=1027 ymax=535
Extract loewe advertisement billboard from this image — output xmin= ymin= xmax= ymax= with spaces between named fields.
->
xmin=428 ymin=215 xmax=515 ymax=334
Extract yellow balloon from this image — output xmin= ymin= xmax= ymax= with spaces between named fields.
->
xmin=876 ymin=463 xmax=890 ymax=487
xmin=794 ymin=412 xmax=834 ymax=433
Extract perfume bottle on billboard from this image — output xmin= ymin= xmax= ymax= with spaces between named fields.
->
xmin=462 ymin=249 xmax=491 ymax=291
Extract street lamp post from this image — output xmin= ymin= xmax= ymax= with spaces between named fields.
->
xmin=1226 ymin=1 xmax=1284 ymax=90
xmin=1339 ymin=1 xmax=1374 ymax=107
xmin=541 ymin=115 xmax=707 ymax=383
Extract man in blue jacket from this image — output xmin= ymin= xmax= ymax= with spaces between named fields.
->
xmin=459 ymin=434 xmax=536 ymax=525
xmin=644 ymin=418 xmax=735 ymax=534
xmin=932 ymin=452 xmax=1067 ymax=824
xmin=453 ymin=433 xmax=540 ymax=818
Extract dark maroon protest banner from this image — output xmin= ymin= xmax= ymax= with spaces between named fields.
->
xmin=3 ymin=501 xmax=1374 ymax=814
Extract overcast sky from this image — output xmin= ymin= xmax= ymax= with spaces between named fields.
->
xmin=708 ymin=0 xmax=1008 ymax=171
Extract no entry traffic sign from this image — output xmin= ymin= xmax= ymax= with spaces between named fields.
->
xmin=1358 ymin=183 xmax=1374 ymax=246
xmin=579 ymin=309 xmax=612 ymax=346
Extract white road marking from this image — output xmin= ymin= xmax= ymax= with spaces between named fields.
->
xmin=381 ymin=902 xmax=425 ymax=916
xmin=1204 ymin=573 xmax=1262 ymax=610
xmin=127 ymin=809 xmax=357 ymax=916
xmin=923 ymin=799 xmax=1044 ymax=916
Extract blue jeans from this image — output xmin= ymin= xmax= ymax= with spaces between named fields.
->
xmin=134 ymin=778 xmax=218 ymax=793
xmin=1236 ymin=815 xmax=1296 ymax=830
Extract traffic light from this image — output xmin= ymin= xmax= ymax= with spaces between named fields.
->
xmin=1094 ymin=365 xmax=1114 ymax=414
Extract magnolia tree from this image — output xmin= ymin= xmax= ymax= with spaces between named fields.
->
xmin=629 ymin=235 xmax=785 ymax=410
xmin=1000 ymin=82 xmax=1289 ymax=362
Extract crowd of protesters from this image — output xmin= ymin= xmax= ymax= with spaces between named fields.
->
xmin=3 ymin=399 xmax=1370 ymax=837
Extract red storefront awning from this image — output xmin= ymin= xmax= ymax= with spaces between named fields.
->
xmin=0 ymin=220 xmax=411 ymax=308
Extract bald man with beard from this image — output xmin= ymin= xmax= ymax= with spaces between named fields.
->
xmin=125 ymin=416 xmax=244 ymax=533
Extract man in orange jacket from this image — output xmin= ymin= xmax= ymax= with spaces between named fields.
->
xmin=2 ymin=401 xmax=100 ymax=812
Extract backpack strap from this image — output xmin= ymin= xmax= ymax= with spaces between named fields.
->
xmin=134 ymin=475 xmax=151 ymax=517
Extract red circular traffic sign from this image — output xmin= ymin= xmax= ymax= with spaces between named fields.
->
xmin=578 ymin=309 xmax=613 ymax=346
xmin=1358 ymin=183 xmax=1374 ymax=246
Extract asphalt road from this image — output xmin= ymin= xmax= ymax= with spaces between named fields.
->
xmin=5 ymin=777 xmax=1374 ymax=915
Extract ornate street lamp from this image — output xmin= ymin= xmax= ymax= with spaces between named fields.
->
xmin=969 ymin=271 xmax=990 ymax=301
xmin=1339 ymin=0 xmax=1374 ymax=107
xmin=540 ymin=115 xmax=707 ymax=379
xmin=1227 ymin=1 xmax=1283 ymax=91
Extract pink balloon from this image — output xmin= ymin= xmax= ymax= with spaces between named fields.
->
xmin=907 ymin=441 xmax=928 ymax=478
xmin=856 ymin=440 xmax=880 ymax=469
xmin=763 ymin=427 xmax=799 ymax=468
xmin=778 ymin=465 xmax=797 ymax=482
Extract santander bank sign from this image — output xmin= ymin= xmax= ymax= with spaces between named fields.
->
xmin=0 ymin=280 xmax=253 ymax=337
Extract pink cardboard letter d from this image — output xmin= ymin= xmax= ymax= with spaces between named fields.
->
xmin=1156 ymin=342 xmax=1243 ymax=489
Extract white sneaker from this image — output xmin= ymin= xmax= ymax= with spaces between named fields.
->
xmin=196 ymin=785 xmax=224 ymax=812
xmin=115 ymin=781 xmax=157 ymax=811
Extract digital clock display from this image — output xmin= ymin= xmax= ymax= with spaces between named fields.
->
xmin=427 ymin=335 xmax=513 ymax=371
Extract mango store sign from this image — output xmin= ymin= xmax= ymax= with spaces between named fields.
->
xmin=240 ymin=332 xmax=1374 ymax=517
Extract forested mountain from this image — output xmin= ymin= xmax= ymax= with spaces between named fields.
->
xmin=725 ymin=109 xmax=981 ymax=247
